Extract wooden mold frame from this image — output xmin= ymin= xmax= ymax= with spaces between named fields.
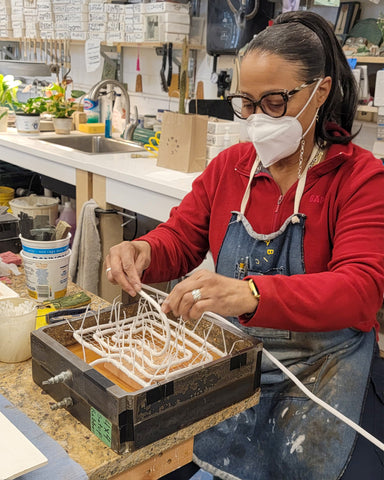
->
xmin=31 ymin=285 xmax=262 ymax=453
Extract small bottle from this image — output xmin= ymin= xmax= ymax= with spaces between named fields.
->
xmin=83 ymin=98 xmax=99 ymax=123
xmin=223 ymin=126 xmax=231 ymax=149
xmin=58 ymin=201 xmax=76 ymax=246
xmin=105 ymin=105 xmax=112 ymax=138
xmin=377 ymin=106 xmax=384 ymax=141
xmin=112 ymin=93 xmax=125 ymax=135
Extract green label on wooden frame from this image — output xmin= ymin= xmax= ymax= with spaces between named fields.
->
xmin=90 ymin=407 xmax=112 ymax=448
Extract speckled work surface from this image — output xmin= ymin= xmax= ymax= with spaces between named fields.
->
xmin=0 ymin=271 xmax=261 ymax=479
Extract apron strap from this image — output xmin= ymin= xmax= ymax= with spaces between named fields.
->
xmin=240 ymin=155 xmax=261 ymax=216
xmin=240 ymin=147 xmax=320 ymax=221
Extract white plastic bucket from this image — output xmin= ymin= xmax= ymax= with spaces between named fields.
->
xmin=21 ymin=249 xmax=71 ymax=301
xmin=20 ymin=233 xmax=71 ymax=258
xmin=0 ymin=297 xmax=36 ymax=363
xmin=9 ymin=195 xmax=59 ymax=225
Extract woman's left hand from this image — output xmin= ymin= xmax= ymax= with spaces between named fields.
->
xmin=161 ymin=269 xmax=258 ymax=321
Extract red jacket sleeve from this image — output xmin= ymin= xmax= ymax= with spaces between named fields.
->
xmin=242 ymin=150 xmax=384 ymax=334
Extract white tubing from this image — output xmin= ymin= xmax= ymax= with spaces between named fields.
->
xmin=263 ymin=347 xmax=384 ymax=452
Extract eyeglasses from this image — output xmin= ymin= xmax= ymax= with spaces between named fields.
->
xmin=226 ymin=78 xmax=321 ymax=119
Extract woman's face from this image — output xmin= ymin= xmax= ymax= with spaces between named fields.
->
xmin=239 ymin=51 xmax=330 ymax=134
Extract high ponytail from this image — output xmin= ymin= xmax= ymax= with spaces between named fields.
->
xmin=246 ymin=11 xmax=358 ymax=145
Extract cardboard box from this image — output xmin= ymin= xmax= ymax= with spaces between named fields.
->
xmin=161 ymin=21 xmax=190 ymax=34
xmin=70 ymin=30 xmax=87 ymax=40
xmin=207 ymin=119 xmax=241 ymax=135
xmin=163 ymin=32 xmax=188 ymax=43
xmin=145 ymin=2 xmax=190 ymax=14
xmin=88 ymin=31 xmax=105 ymax=41
xmin=89 ymin=21 xmax=106 ymax=32
xmin=206 ymin=132 xmax=240 ymax=147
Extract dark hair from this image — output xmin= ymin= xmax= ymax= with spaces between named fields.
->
xmin=245 ymin=11 xmax=358 ymax=145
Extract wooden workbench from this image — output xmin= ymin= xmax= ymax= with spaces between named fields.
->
xmin=0 ymin=273 xmax=260 ymax=479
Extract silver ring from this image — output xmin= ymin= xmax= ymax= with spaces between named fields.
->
xmin=105 ymin=267 xmax=112 ymax=274
xmin=191 ymin=288 xmax=202 ymax=303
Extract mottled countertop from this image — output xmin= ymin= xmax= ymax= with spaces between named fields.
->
xmin=0 ymin=272 xmax=260 ymax=479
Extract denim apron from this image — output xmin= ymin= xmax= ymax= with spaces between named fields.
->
xmin=193 ymin=156 xmax=376 ymax=480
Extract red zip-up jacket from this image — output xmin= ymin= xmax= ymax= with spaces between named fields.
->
xmin=139 ymin=136 xmax=384 ymax=334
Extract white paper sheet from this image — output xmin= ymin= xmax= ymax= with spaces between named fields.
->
xmin=0 ymin=412 xmax=48 ymax=479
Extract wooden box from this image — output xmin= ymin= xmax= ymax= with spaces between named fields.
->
xmin=31 ymin=299 xmax=262 ymax=454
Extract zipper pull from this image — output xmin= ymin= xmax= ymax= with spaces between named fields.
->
xmin=275 ymin=194 xmax=283 ymax=213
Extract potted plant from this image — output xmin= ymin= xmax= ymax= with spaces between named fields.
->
xmin=0 ymin=74 xmax=21 ymax=132
xmin=14 ymin=97 xmax=47 ymax=134
xmin=45 ymin=82 xmax=76 ymax=134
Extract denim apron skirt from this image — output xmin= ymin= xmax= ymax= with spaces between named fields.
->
xmin=193 ymin=156 xmax=375 ymax=480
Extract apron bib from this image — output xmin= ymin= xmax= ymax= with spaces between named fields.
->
xmin=193 ymin=155 xmax=375 ymax=480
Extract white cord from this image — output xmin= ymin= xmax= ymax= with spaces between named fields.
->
xmin=263 ymin=347 xmax=384 ymax=452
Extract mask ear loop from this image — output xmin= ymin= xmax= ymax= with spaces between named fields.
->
xmin=295 ymin=78 xmax=323 ymax=121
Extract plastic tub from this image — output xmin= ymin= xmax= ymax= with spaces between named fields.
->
xmin=0 ymin=297 xmax=36 ymax=363
xmin=9 ymin=195 xmax=59 ymax=225
xmin=21 ymin=249 xmax=71 ymax=301
xmin=20 ymin=233 xmax=71 ymax=258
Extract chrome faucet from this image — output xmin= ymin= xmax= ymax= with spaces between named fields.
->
xmin=86 ymin=79 xmax=138 ymax=141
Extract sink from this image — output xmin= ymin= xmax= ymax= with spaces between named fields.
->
xmin=37 ymin=135 xmax=145 ymax=154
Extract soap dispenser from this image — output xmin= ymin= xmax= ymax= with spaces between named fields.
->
xmin=105 ymin=105 xmax=112 ymax=138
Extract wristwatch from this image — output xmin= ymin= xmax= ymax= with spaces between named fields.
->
xmin=248 ymin=279 xmax=261 ymax=300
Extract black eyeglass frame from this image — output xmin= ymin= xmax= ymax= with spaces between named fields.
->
xmin=226 ymin=78 xmax=322 ymax=119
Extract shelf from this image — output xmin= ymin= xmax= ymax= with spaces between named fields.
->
xmin=119 ymin=42 xmax=205 ymax=50
xmin=0 ymin=38 xmax=204 ymax=51
xmin=357 ymin=105 xmax=378 ymax=113
xmin=346 ymin=56 xmax=384 ymax=64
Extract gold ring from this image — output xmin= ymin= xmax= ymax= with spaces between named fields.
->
xmin=191 ymin=288 xmax=202 ymax=303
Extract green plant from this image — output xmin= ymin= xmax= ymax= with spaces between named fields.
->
xmin=15 ymin=96 xmax=47 ymax=115
xmin=0 ymin=74 xmax=21 ymax=119
xmin=44 ymin=82 xmax=76 ymax=118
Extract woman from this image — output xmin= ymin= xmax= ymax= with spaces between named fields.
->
xmin=105 ymin=11 xmax=384 ymax=480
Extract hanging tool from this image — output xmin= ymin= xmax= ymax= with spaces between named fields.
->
xmin=168 ymin=50 xmax=180 ymax=98
xmin=167 ymin=42 xmax=173 ymax=87
xmin=210 ymin=54 xmax=219 ymax=84
xmin=196 ymin=81 xmax=204 ymax=99
xmin=160 ymin=43 xmax=168 ymax=92
xmin=178 ymin=37 xmax=189 ymax=114
xmin=60 ymin=40 xmax=63 ymax=65
xmin=135 ymin=46 xmax=143 ymax=93
xmin=62 ymin=39 xmax=71 ymax=84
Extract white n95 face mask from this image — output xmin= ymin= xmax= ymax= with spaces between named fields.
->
xmin=246 ymin=80 xmax=321 ymax=168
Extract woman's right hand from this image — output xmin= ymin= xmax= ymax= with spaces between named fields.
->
xmin=104 ymin=240 xmax=151 ymax=296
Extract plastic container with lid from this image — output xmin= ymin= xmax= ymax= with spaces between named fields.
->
xmin=9 ymin=195 xmax=59 ymax=225
xmin=0 ymin=297 xmax=37 ymax=362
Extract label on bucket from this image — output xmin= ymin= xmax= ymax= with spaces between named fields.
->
xmin=23 ymin=245 xmax=69 ymax=255
xmin=22 ymin=251 xmax=70 ymax=301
